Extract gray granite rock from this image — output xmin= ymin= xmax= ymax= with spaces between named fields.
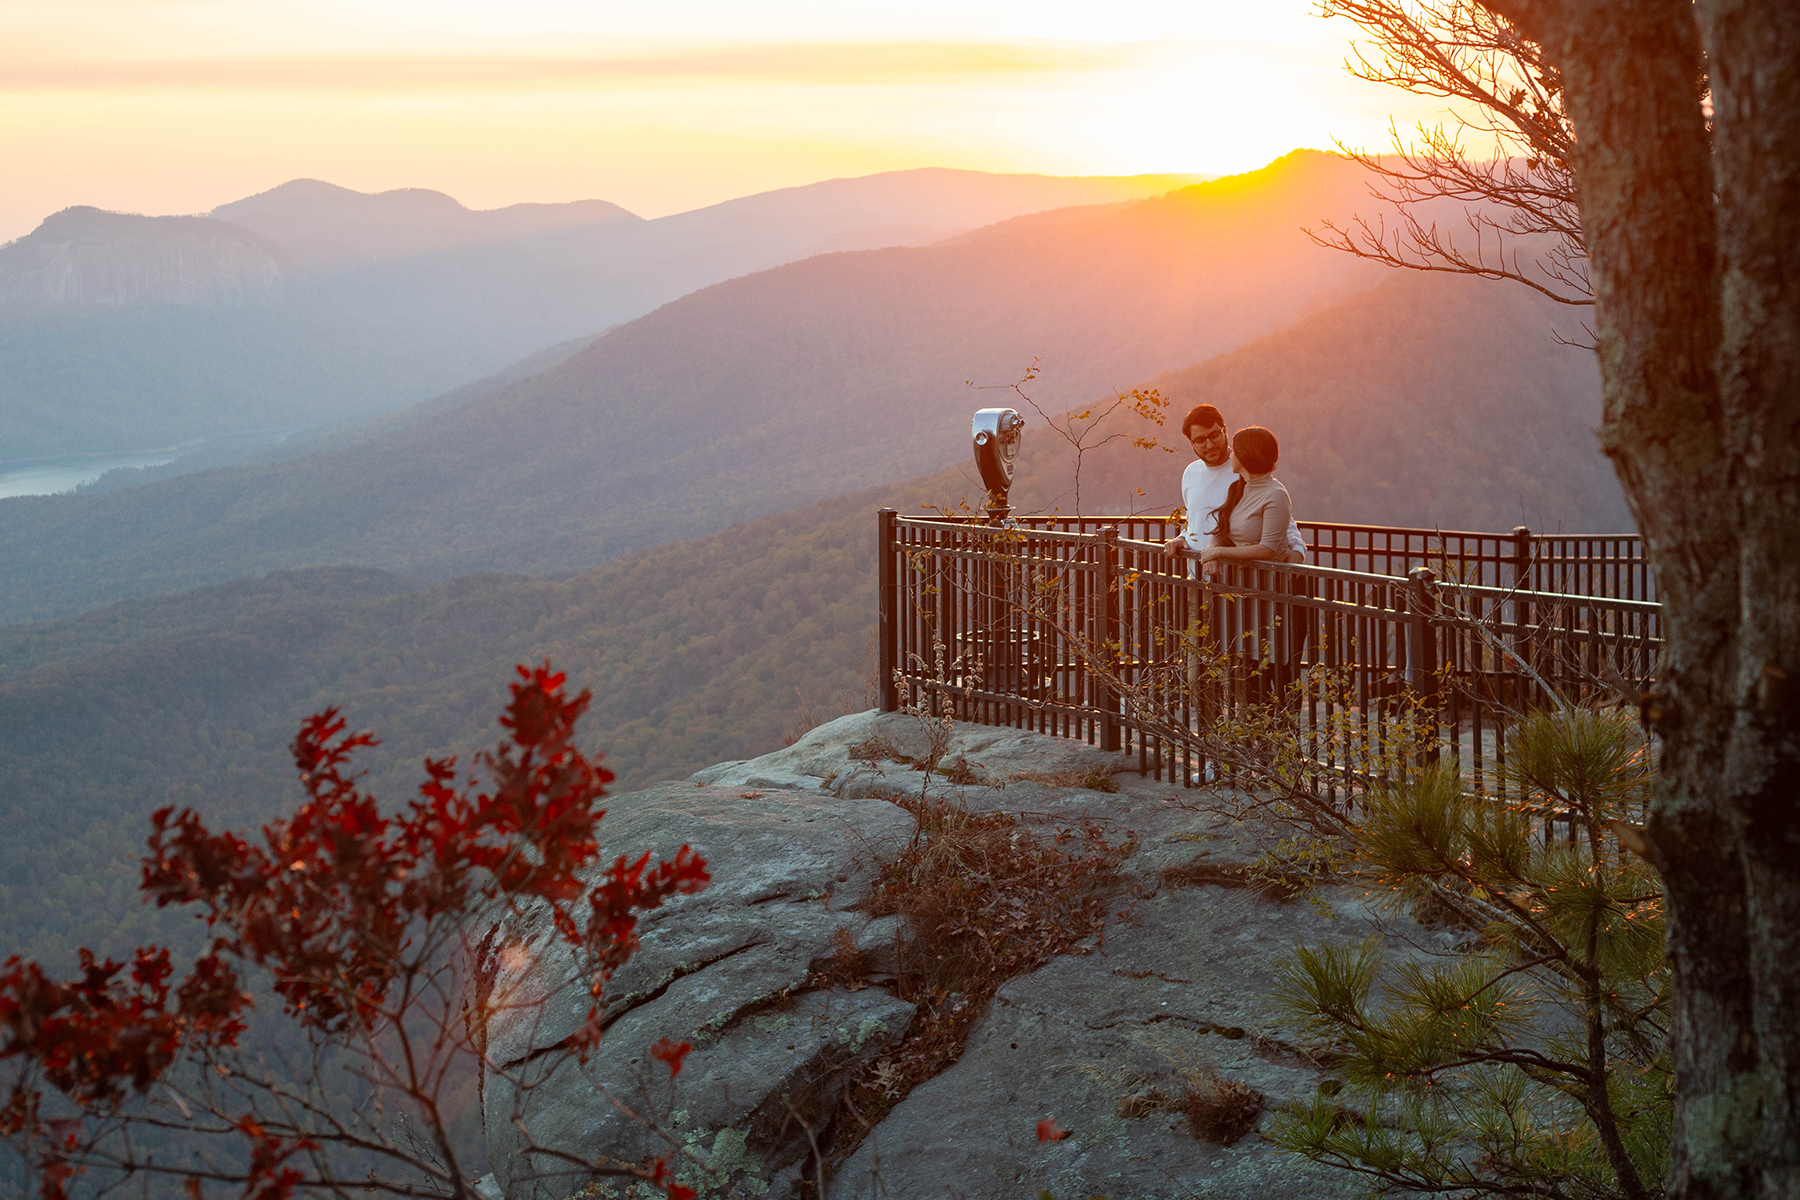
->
xmin=831 ymin=881 xmax=1400 ymax=1200
xmin=482 ymin=718 xmax=1440 ymax=1200
xmin=538 ymin=985 xmax=918 ymax=1200
xmin=689 ymin=710 xmax=1148 ymax=803
xmin=480 ymin=780 xmax=915 ymax=1198
xmin=853 ymin=914 xmax=910 ymax=977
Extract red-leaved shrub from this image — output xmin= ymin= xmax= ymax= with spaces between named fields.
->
xmin=1 ymin=662 xmax=708 ymax=1200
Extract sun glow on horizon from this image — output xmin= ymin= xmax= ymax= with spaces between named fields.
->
xmin=0 ymin=1 xmax=1459 ymax=241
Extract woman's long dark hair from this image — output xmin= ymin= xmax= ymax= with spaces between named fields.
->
xmin=1208 ymin=426 xmax=1280 ymax=542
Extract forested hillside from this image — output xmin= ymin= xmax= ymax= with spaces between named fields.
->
xmin=0 ymin=296 xmax=489 ymax=462
xmin=0 ymin=151 xmax=1389 ymax=622
xmin=0 ymin=483 xmax=898 ymax=971
xmin=1148 ymin=268 xmax=1625 ymax=531
xmin=0 ymin=266 xmax=1627 ymax=973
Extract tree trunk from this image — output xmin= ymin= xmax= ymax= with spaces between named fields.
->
xmin=1697 ymin=5 xmax=1800 ymax=1193
xmin=1474 ymin=0 xmax=1800 ymax=1195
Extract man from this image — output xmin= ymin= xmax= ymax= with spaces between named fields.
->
xmin=1160 ymin=404 xmax=1307 ymax=562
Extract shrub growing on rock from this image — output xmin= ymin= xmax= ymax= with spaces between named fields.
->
xmin=821 ymin=792 xmax=1129 ymax=1153
xmin=1267 ymin=707 xmax=1669 ymax=1200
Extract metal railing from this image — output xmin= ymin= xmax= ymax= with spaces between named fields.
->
xmin=897 ymin=514 xmax=1654 ymax=601
xmin=876 ymin=511 xmax=1662 ymax=800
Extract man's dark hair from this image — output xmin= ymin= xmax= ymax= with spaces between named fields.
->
xmin=1181 ymin=404 xmax=1224 ymax=438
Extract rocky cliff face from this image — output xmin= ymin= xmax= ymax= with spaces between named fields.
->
xmin=0 ymin=207 xmax=293 ymax=306
xmin=478 ymin=713 xmax=1451 ymax=1200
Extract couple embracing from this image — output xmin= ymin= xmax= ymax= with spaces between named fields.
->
xmin=1159 ymin=403 xmax=1306 ymax=574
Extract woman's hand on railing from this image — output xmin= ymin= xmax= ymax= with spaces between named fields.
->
xmin=1161 ymin=536 xmax=1189 ymax=557
xmin=1200 ymin=543 xmax=1277 ymax=574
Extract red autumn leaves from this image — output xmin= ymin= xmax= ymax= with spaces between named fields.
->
xmin=651 ymin=1037 xmax=694 ymax=1078
xmin=2 ymin=661 xmax=710 ymax=1200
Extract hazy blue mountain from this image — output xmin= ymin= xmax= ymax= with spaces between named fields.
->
xmin=66 ymin=333 xmax=599 ymax=497
xmin=211 ymin=179 xmax=639 ymax=268
xmin=0 ymin=169 xmax=1199 ymax=465
xmin=0 ymin=152 xmax=1390 ymax=621
xmin=0 ymin=295 xmax=447 ymax=463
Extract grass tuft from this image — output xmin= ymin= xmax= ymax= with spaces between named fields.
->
xmin=1011 ymin=767 xmax=1121 ymax=794
xmin=847 ymin=733 xmax=911 ymax=764
xmin=1182 ymin=1070 xmax=1265 ymax=1144
xmin=818 ymin=797 xmax=1127 ymax=1161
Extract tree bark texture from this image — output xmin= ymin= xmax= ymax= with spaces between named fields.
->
xmin=1698 ymin=5 xmax=1800 ymax=1195
xmin=1473 ymin=1 xmax=1798 ymax=1196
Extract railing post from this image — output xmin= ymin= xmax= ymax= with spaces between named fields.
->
xmin=877 ymin=508 xmax=899 ymax=713
xmin=1097 ymin=526 xmax=1121 ymax=753
xmin=1512 ymin=525 xmax=1533 ymax=592
xmin=1407 ymin=566 xmax=1441 ymax=765
xmin=1511 ymin=525 xmax=1534 ymax=713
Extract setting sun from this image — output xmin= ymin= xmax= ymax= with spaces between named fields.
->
xmin=0 ymin=0 xmax=1457 ymax=238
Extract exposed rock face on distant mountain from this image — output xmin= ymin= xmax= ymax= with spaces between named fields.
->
xmin=478 ymin=712 xmax=1444 ymax=1199
xmin=0 ymin=207 xmax=293 ymax=307
xmin=210 ymin=179 xmax=641 ymax=269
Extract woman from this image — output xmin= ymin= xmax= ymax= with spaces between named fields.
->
xmin=1199 ymin=425 xmax=1309 ymax=701
xmin=1197 ymin=426 xmax=1305 ymax=578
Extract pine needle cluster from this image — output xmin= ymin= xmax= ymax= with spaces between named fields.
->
xmin=1267 ymin=706 xmax=1670 ymax=1200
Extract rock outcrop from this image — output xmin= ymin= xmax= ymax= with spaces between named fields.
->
xmin=478 ymin=778 xmax=917 ymax=1199
xmin=479 ymin=711 xmax=1444 ymax=1199
xmin=0 ymin=207 xmax=293 ymax=306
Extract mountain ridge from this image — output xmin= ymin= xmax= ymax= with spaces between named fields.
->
xmin=210 ymin=179 xmax=641 ymax=268
xmin=0 ymin=166 xmax=1206 ymax=463
xmin=0 ymin=151 xmax=1393 ymax=621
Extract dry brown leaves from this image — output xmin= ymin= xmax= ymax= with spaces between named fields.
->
xmin=819 ymin=796 xmax=1129 ymax=1160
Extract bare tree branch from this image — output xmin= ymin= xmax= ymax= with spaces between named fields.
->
xmin=1311 ymin=0 xmax=1597 ymax=321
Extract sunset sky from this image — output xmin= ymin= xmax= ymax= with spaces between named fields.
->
xmin=0 ymin=0 xmax=1456 ymax=242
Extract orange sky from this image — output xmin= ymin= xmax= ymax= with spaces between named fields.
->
xmin=0 ymin=1 xmax=1457 ymax=241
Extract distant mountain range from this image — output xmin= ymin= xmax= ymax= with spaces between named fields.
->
xmin=0 ymin=168 xmax=1201 ymax=462
xmin=0 ymin=259 xmax=1629 ymax=970
xmin=207 ymin=170 xmax=1208 ymax=273
xmin=0 ymin=151 xmax=1395 ymax=622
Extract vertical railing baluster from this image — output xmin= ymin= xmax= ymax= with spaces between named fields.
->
xmin=1407 ymin=567 xmax=1442 ymax=767
xmin=1097 ymin=526 xmax=1121 ymax=753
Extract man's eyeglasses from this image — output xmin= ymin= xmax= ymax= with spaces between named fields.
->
xmin=1189 ymin=426 xmax=1226 ymax=442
